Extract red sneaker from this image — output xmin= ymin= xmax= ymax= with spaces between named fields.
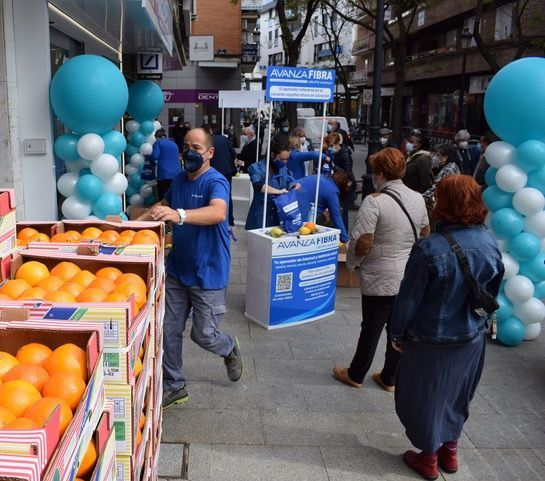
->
xmin=403 ymin=450 xmax=438 ymax=480
xmin=437 ymin=444 xmax=458 ymax=473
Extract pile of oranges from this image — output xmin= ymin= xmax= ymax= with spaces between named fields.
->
xmin=17 ymin=227 xmax=160 ymax=248
xmin=0 ymin=260 xmax=148 ymax=311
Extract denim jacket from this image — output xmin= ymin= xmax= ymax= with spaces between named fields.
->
xmin=390 ymin=224 xmax=504 ymax=345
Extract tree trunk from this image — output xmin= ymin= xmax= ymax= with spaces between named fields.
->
xmin=391 ymin=42 xmax=406 ymax=145
xmin=286 ymin=47 xmax=300 ymax=129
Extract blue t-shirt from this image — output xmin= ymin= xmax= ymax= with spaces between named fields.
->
xmin=165 ymin=168 xmax=231 ymax=289
xmin=151 ymin=138 xmax=181 ymax=181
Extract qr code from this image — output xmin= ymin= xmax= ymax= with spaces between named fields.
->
xmin=276 ymin=273 xmax=293 ymax=293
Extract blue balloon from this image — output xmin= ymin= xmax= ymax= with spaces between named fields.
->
xmin=519 ymin=252 xmax=545 ymax=282
xmin=534 ymin=280 xmax=545 ymax=299
xmin=129 ymin=174 xmax=145 ymax=189
xmin=490 ymin=208 xmax=524 ymax=238
xmin=140 ymin=120 xmax=155 ymax=136
xmin=526 ymin=164 xmax=545 ymax=195
xmin=497 ymin=316 xmax=526 ymax=346
xmin=484 ymin=57 xmax=545 ymax=146
xmin=103 ymin=130 xmax=127 ymax=157
xmin=516 ymin=140 xmax=545 ymax=173
xmin=120 ymin=212 xmax=129 ymax=221
xmin=144 ymin=195 xmax=156 ymax=207
xmin=129 ymin=131 xmax=145 ymax=147
xmin=127 ymin=81 xmax=164 ymax=122
xmin=93 ymin=193 xmax=122 ymax=219
xmin=496 ymin=292 xmax=513 ymax=323
xmin=482 ymin=186 xmax=513 ymax=212
xmin=125 ymin=144 xmax=139 ymax=156
xmin=76 ymin=174 xmax=103 ymax=202
xmin=484 ymin=167 xmax=497 ymax=186
xmin=125 ymin=185 xmax=137 ymax=197
xmin=79 ymin=168 xmax=92 ymax=177
xmin=54 ymin=134 xmax=80 ymax=161
xmin=50 ymin=54 xmax=128 ymax=135
xmin=508 ymin=232 xmax=541 ymax=262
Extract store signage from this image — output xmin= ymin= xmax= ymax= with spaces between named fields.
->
xmin=189 ymin=35 xmax=214 ymax=61
xmin=265 ymin=66 xmax=336 ymax=103
xmin=137 ymin=52 xmax=163 ymax=79
xmin=163 ymin=89 xmax=219 ymax=104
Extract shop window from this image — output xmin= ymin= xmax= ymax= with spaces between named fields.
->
xmin=446 ymin=29 xmax=457 ymax=50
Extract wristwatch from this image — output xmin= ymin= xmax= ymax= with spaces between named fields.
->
xmin=177 ymin=208 xmax=187 ymax=225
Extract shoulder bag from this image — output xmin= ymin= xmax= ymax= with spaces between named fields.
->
xmin=380 ymin=188 xmax=417 ymax=242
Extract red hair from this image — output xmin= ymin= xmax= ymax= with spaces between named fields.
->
xmin=433 ymin=175 xmax=487 ymax=225
xmin=369 ymin=148 xmax=406 ymax=180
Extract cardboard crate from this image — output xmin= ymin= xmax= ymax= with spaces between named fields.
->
xmin=16 ymin=222 xmax=58 ymax=248
xmin=0 ymin=190 xmax=16 ymax=259
xmin=337 ymin=245 xmax=360 ymax=288
xmin=0 ymin=320 xmax=105 ymax=481
xmin=89 ymin=404 xmax=117 ymax=481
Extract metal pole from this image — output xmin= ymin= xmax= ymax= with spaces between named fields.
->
xmin=221 ymin=100 xmax=225 ymax=135
xmin=458 ymin=52 xmax=467 ymax=130
xmin=313 ymin=102 xmax=328 ymax=224
xmin=262 ymin=102 xmax=275 ymax=232
xmin=256 ymin=100 xmax=261 ymax=161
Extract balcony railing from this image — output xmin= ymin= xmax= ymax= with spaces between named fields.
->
xmin=349 ymin=70 xmax=368 ymax=85
xmin=241 ymin=0 xmax=262 ymax=10
xmin=352 ymin=36 xmax=371 ymax=53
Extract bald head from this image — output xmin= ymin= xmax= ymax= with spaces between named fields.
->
xmin=185 ymin=127 xmax=213 ymax=150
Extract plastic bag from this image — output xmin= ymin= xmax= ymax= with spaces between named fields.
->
xmin=273 ymin=190 xmax=304 ymax=233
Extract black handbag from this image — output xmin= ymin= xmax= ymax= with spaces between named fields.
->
xmin=438 ymin=226 xmax=499 ymax=317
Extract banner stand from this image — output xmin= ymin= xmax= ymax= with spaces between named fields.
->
xmin=262 ymin=101 xmax=275 ymax=232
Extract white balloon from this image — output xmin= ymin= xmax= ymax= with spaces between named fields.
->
xmin=145 ymin=135 xmax=156 ymax=145
xmin=504 ymin=275 xmax=535 ymax=303
xmin=512 ymin=188 xmax=545 ymax=216
xmin=524 ymin=322 xmax=542 ymax=340
xmin=103 ymin=172 xmax=129 ymax=195
xmin=485 ymin=141 xmax=516 ymax=168
xmin=523 ymin=211 xmax=545 ymax=238
xmin=62 ymin=195 xmax=92 ymax=219
xmin=130 ymin=153 xmax=145 ymax=168
xmin=57 ymin=172 xmax=79 ymax=197
xmin=139 ymin=184 xmax=153 ymax=198
xmin=139 ymin=143 xmax=153 ymax=156
xmin=125 ymin=120 xmax=140 ymax=133
xmin=129 ymin=193 xmax=144 ymax=206
xmin=125 ymin=165 xmax=138 ymax=177
xmin=484 ymin=212 xmax=492 ymax=229
xmin=502 ymin=253 xmax=519 ymax=279
xmin=86 ymin=215 xmax=100 ymax=220
xmin=77 ymin=133 xmax=105 ymax=161
xmin=153 ymin=121 xmax=161 ymax=131
xmin=513 ymin=297 xmax=545 ymax=324
xmin=91 ymin=154 xmax=119 ymax=180
xmin=496 ymin=238 xmax=508 ymax=252
xmin=495 ymin=164 xmax=527 ymax=193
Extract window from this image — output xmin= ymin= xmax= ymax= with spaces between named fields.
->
xmin=190 ymin=0 xmax=196 ymax=16
xmin=446 ymin=29 xmax=457 ymax=48
xmin=384 ymin=48 xmax=394 ymax=66
xmin=314 ymin=42 xmax=332 ymax=62
xmin=464 ymin=17 xmax=478 ymax=47
xmin=268 ymin=52 xmax=283 ymax=66
xmin=271 ymin=9 xmax=276 ymax=18
xmin=495 ymin=3 xmax=514 ymax=41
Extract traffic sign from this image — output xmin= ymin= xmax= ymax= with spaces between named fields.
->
xmin=265 ymin=66 xmax=336 ymax=103
xmin=362 ymin=89 xmax=373 ymax=105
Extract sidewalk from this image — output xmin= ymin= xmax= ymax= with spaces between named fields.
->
xmin=158 ymin=228 xmax=545 ymax=481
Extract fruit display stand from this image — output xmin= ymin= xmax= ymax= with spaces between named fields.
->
xmin=0 ymin=189 xmax=17 ymax=259
xmin=231 ymin=173 xmax=253 ymax=226
xmin=245 ymin=226 xmax=340 ymax=329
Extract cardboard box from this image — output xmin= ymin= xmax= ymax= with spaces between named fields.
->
xmin=0 ymin=189 xmax=16 ymax=259
xmin=0 ymin=320 xmax=105 ymax=481
xmin=336 ymin=245 xmax=360 ymax=288
xmin=88 ymin=404 xmax=117 ymax=481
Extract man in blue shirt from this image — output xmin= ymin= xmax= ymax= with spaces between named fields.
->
xmin=150 ymin=129 xmax=182 ymax=200
xmin=143 ymin=128 xmax=244 ymax=408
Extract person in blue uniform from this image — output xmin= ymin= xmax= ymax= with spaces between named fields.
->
xmin=149 ymin=129 xmax=181 ymax=200
xmin=287 ymin=136 xmax=326 ymax=180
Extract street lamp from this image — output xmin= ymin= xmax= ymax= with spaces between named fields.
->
xmin=457 ymin=26 xmax=473 ymax=129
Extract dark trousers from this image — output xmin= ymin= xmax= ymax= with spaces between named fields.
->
xmin=227 ymin=176 xmax=234 ymax=227
xmin=347 ymin=295 xmax=400 ymax=385
xmin=157 ymin=179 xmax=173 ymax=201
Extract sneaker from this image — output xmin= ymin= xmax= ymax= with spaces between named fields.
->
xmin=162 ymin=385 xmax=189 ymax=409
xmin=224 ymin=337 xmax=243 ymax=382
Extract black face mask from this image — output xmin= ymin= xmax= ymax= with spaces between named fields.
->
xmin=183 ymin=148 xmax=205 ymax=172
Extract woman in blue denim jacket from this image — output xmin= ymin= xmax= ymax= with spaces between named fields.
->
xmin=390 ymin=175 xmax=504 ymax=480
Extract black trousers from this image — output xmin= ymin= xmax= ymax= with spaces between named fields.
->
xmin=347 ymin=295 xmax=400 ymax=386
xmin=226 ymin=176 xmax=234 ymax=227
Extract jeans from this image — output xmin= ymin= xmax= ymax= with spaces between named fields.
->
xmin=163 ymin=275 xmax=235 ymax=391
xmin=347 ymin=295 xmax=400 ymax=385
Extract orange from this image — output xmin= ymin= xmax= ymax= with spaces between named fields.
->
xmin=15 ymin=261 xmax=50 ymax=287
xmin=50 ymin=261 xmax=81 ymax=281
xmin=0 ymin=406 xmax=15 ymax=428
xmin=3 ymin=417 xmax=39 ymax=430
xmin=115 ymin=273 xmax=147 ymax=292
xmin=120 ymin=229 xmax=136 ymax=238
xmin=44 ymin=291 xmax=77 ymax=303
xmin=77 ymin=439 xmax=97 ymax=477
xmin=18 ymin=287 xmax=48 ymax=300
xmin=0 ymin=352 xmax=19 ymax=379
xmin=25 ymin=397 xmax=73 ymax=436
xmin=17 ymin=227 xmax=39 ymax=241
xmin=28 ymin=232 xmax=50 ymax=243
xmin=98 ymin=230 xmax=120 ymax=244
xmin=95 ymin=267 xmax=122 ymax=282
xmin=61 ymin=281 xmax=84 ymax=298
xmin=134 ymin=229 xmax=159 ymax=242
xmin=63 ymin=230 xmax=82 ymax=242
xmin=43 ymin=372 xmax=86 ymax=411
xmin=104 ymin=292 xmax=128 ymax=302
xmin=17 ymin=238 xmax=28 ymax=248
xmin=71 ymin=270 xmax=96 ymax=288
xmin=131 ymin=232 xmax=160 ymax=247
xmin=0 ymin=293 xmax=11 ymax=300
xmin=81 ymin=227 xmax=103 ymax=240
xmin=16 ymin=343 xmax=52 ymax=366
xmin=44 ymin=344 xmax=87 ymax=380
xmin=37 ymin=276 xmax=65 ymax=293
xmin=77 ymin=287 xmax=106 ymax=303
xmin=136 ymin=428 xmax=142 ymax=445
xmin=88 ymin=277 xmax=116 ymax=294
xmin=2 ymin=364 xmax=49 ymax=392
xmin=134 ymin=357 xmax=143 ymax=378
xmin=0 ymin=279 xmax=32 ymax=299
xmin=139 ymin=413 xmax=146 ymax=430
xmin=115 ymin=235 xmax=133 ymax=245
xmin=114 ymin=283 xmax=146 ymax=309
xmin=0 ymin=380 xmax=42 ymax=417
xmin=139 ymin=346 xmax=144 ymax=360
xmin=50 ymin=233 xmax=69 ymax=243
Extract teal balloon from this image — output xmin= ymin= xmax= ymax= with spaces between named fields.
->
xmin=92 ymin=193 xmax=122 ymax=219
xmin=144 ymin=195 xmax=156 ymax=207
xmin=496 ymin=293 xmax=513 ymax=323
xmin=519 ymin=253 xmax=545 ymax=282
xmin=482 ymin=186 xmax=513 ymax=212
xmin=129 ymin=131 xmax=145 ymax=147
xmin=484 ymin=167 xmax=497 ymax=186
xmin=79 ymin=168 xmax=92 ymax=177
xmin=129 ymin=174 xmax=145 ymax=189
xmin=490 ymin=208 xmax=524 ymax=238
xmin=126 ymin=185 xmax=137 ymax=197
xmin=497 ymin=316 xmax=526 ymax=346
xmin=508 ymin=232 xmax=541 ymax=262
xmin=484 ymin=57 xmax=545 ymax=146
xmin=120 ymin=212 xmax=129 ymax=221
xmin=534 ymin=280 xmax=545 ymax=299
xmin=526 ymin=164 xmax=545 ymax=195
xmin=516 ymin=140 xmax=545 ymax=173
xmin=127 ymin=80 xmax=164 ymax=122
xmin=49 ymin=54 xmax=128 ymax=135
xmin=140 ymin=120 xmax=155 ymax=135
xmin=125 ymin=144 xmax=139 ymax=156
xmin=103 ymin=130 xmax=127 ymax=156
xmin=54 ymin=134 xmax=80 ymax=161
xmin=76 ymin=174 xmax=103 ymax=202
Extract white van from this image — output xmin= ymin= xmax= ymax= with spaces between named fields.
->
xmin=297 ymin=116 xmax=351 ymax=147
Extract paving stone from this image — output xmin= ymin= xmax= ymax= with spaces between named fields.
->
xmin=254 ymin=358 xmax=338 ymax=385
xmin=477 ymin=384 xmax=544 ymax=415
xmin=302 ymin=384 xmax=396 ymax=413
xmin=187 ymin=443 xmax=211 ymax=481
xmin=249 ymin=321 xmax=325 ymax=340
xmin=157 ymin=443 xmax=184 ymax=477
xmin=183 ymin=355 xmax=257 ymax=383
xmin=289 ymin=339 xmax=357 ymax=360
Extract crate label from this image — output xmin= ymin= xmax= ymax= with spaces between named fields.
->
xmin=113 ymin=421 xmax=126 ymax=441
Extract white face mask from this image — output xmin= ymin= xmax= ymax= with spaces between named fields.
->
xmin=299 ymin=136 xmax=306 ymax=144
xmin=458 ymin=141 xmax=468 ymax=149
xmin=282 ymin=127 xmax=289 ymax=133
xmin=405 ymin=142 xmax=414 ymax=153
xmin=431 ymin=154 xmax=441 ymax=168
xmin=380 ymin=137 xmax=388 ymax=145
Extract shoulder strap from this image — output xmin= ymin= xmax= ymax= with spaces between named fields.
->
xmin=380 ymin=188 xmax=417 ymax=242
xmin=437 ymin=226 xmax=478 ymax=287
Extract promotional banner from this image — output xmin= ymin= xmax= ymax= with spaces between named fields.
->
xmin=265 ymin=66 xmax=336 ymax=103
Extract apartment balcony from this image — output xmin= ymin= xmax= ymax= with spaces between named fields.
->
xmin=349 ymin=69 xmax=368 ymax=86
xmin=352 ymin=36 xmax=371 ymax=54
xmin=241 ymin=43 xmax=260 ymax=64
xmin=241 ymin=0 xmax=262 ymax=10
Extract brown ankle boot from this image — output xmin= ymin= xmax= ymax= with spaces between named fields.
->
xmin=403 ymin=450 xmax=438 ymax=480
xmin=437 ymin=444 xmax=458 ymax=473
